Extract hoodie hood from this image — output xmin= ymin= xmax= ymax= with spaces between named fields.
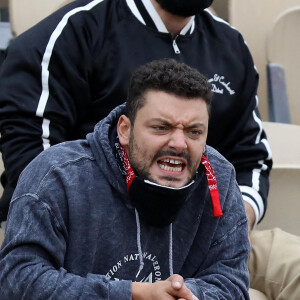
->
xmin=87 ymin=103 xmax=129 ymax=200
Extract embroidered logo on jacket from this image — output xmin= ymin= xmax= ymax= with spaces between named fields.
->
xmin=106 ymin=252 xmax=162 ymax=283
xmin=209 ymin=74 xmax=235 ymax=95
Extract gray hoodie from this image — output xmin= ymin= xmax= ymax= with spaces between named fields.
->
xmin=0 ymin=104 xmax=250 ymax=299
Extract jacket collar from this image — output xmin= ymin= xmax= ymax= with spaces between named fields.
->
xmin=126 ymin=0 xmax=195 ymax=35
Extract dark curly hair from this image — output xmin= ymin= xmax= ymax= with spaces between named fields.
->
xmin=125 ymin=58 xmax=212 ymax=125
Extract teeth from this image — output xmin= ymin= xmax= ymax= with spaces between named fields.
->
xmin=159 ymin=163 xmax=183 ymax=172
xmin=162 ymin=159 xmax=182 ymax=165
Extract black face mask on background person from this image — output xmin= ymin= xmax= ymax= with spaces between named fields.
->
xmin=155 ymin=0 xmax=214 ymax=17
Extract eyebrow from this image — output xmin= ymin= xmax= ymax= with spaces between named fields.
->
xmin=147 ymin=118 xmax=206 ymax=129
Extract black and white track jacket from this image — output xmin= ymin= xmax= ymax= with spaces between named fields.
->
xmin=0 ymin=0 xmax=272 ymax=222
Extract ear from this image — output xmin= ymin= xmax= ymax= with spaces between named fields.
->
xmin=117 ymin=115 xmax=131 ymax=146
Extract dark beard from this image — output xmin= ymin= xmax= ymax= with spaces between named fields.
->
xmin=155 ymin=0 xmax=213 ymax=17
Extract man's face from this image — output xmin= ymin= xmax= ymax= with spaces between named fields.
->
xmin=118 ymin=90 xmax=209 ymax=188
xmin=155 ymin=0 xmax=213 ymax=17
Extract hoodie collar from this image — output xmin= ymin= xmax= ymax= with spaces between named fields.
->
xmin=126 ymin=0 xmax=195 ymax=35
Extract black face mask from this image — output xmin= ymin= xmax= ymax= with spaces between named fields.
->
xmin=116 ymin=141 xmax=223 ymax=228
xmin=155 ymin=0 xmax=213 ymax=17
xmin=129 ymin=177 xmax=196 ymax=227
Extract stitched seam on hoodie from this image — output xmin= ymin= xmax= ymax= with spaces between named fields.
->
xmin=10 ymin=193 xmax=62 ymax=230
xmin=211 ymin=217 xmax=248 ymax=247
xmin=36 ymin=155 xmax=95 ymax=196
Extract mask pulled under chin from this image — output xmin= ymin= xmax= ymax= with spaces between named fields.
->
xmin=129 ymin=177 xmax=195 ymax=227
xmin=116 ymin=143 xmax=223 ymax=228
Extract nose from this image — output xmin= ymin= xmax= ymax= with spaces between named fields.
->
xmin=168 ymin=129 xmax=187 ymax=151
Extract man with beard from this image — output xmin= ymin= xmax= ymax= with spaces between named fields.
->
xmin=1 ymin=1 xmax=299 ymax=299
xmin=0 ymin=59 xmax=251 ymax=299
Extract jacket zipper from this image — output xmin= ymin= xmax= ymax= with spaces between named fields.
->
xmin=172 ymin=36 xmax=181 ymax=54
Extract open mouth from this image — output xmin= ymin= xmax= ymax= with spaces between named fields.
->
xmin=157 ymin=158 xmax=186 ymax=173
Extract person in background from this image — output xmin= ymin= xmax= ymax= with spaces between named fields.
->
xmin=0 ymin=59 xmax=251 ymax=299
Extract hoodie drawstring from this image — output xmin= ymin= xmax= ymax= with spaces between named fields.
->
xmin=169 ymin=223 xmax=174 ymax=276
xmin=134 ymin=209 xmax=174 ymax=279
xmin=135 ymin=209 xmax=144 ymax=278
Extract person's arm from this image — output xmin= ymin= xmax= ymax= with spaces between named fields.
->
xmin=228 ymin=34 xmax=273 ymax=228
xmin=0 ymin=192 xmax=134 ymax=300
xmin=244 ymin=201 xmax=256 ymax=234
xmin=0 ymin=2 xmax=94 ymax=215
